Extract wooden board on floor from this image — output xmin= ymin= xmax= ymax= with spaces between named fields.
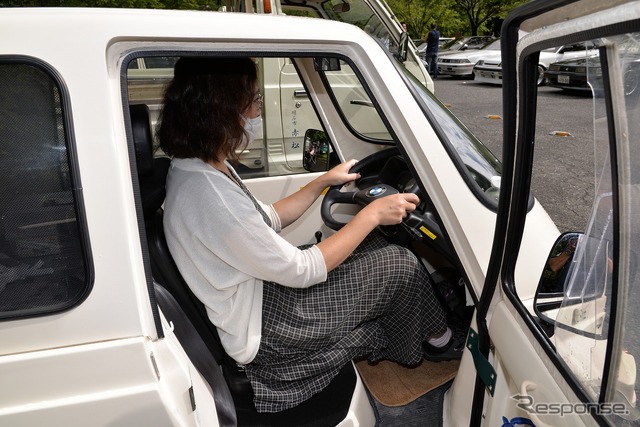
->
xmin=355 ymin=358 xmax=459 ymax=407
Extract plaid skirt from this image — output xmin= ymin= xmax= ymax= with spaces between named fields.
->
xmin=244 ymin=233 xmax=447 ymax=412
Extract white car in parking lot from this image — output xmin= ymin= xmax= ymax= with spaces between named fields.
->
xmin=438 ymin=36 xmax=495 ymax=55
xmin=1 ymin=1 xmax=640 ymax=426
xmin=474 ymin=41 xmax=599 ymax=85
xmin=437 ymin=38 xmax=501 ymax=77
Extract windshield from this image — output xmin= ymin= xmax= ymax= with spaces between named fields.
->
xmin=319 ymin=0 xmax=393 ymax=46
xmin=281 ymin=0 xmax=430 ymax=88
xmin=483 ymin=39 xmax=502 ymax=51
xmin=318 ymin=55 xmax=502 ymax=206
xmin=441 ymin=39 xmax=461 ymax=50
xmin=400 ymin=65 xmax=503 ymax=207
xmin=442 ymin=37 xmax=495 ymax=52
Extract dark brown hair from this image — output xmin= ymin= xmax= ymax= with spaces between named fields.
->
xmin=157 ymin=57 xmax=258 ymax=163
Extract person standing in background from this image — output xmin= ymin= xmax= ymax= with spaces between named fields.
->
xmin=425 ymin=23 xmax=440 ymax=79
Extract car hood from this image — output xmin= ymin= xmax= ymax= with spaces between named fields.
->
xmin=439 ymin=48 xmax=484 ymax=56
xmin=551 ymin=54 xmax=600 ymax=68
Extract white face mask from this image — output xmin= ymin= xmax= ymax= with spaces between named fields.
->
xmin=243 ymin=116 xmax=262 ymax=142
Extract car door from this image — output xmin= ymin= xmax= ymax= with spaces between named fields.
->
xmin=462 ymin=1 xmax=640 ymax=426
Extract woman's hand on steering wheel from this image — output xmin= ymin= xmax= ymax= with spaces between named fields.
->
xmin=321 ymin=159 xmax=361 ymax=187
xmin=363 ymin=193 xmax=419 ymax=226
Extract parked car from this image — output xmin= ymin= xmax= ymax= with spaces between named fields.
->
xmin=544 ymin=54 xmax=601 ymax=92
xmin=544 ymin=40 xmax=640 ymax=97
xmin=438 ymin=36 xmax=495 ymax=55
xmin=1 ymin=1 xmax=640 ymax=426
xmin=437 ymin=38 xmax=501 ymax=77
xmin=474 ymin=42 xmax=598 ymax=86
xmin=417 ymin=37 xmax=454 ymax=58
xmin=439 ymin=37 xmax=454 ymax=47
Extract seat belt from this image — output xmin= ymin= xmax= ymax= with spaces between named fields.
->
xmin=154 ymin=283 xmax=238 ymax=427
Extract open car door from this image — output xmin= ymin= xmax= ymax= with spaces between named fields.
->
xmin=461 ymin=1 xmax=640 ymax=426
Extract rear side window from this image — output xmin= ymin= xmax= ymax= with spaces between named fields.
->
xmin=0 ymin=60 xmax=89 ymax=320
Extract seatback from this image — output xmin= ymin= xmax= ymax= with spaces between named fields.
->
xmin=131 ymin=104 xmax=230 ymax=364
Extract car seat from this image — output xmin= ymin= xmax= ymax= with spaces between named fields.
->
xmin=130 ymin=104 xmax=358 ymax=427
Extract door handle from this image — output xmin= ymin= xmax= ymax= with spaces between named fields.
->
xmin=293 ymin=90 xmax=308 ymax=98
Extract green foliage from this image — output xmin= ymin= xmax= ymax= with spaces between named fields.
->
xmin=450 ymin=0 xmax=525 ymax=35
xmin=2 ymin=0 xmax=527 ymax=34
xmin=387 ymin=0 xmax=527 ymax=39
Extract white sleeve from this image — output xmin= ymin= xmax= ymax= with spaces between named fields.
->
xmin=185 ymin=173 xmax=327 ymax=288
xmin=260 ymin=201 xmax=282 ymax=233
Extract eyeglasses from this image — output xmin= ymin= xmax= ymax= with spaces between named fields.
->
xmin=253 ymin=92 xmax=263 ymax=108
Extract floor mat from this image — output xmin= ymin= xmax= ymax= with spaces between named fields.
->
xmin=355 ymin=358 xmax=459 ymax=407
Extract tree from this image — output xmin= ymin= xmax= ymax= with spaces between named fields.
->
xmin=386 ymin=0 xmax=528 ymax=39
xmin=450 ymin=0 xmax=525 ymax=36
xmin=387 ymin=0 xmax=457 ymax=40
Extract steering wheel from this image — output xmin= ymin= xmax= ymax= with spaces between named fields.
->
xmin=321 ymin=148 xmax=454 ymax=259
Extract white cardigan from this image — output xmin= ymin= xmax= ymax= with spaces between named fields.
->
xmin=163 ymin=158 xmax=327 ymax=364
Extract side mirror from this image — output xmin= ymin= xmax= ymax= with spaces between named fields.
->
xmin=395 ymin=31 xmax=409 ymax=62
xmin=537 ymin=232 xmax=580 ymax=296
xmin=534 ymin=232 xmax=580 ymax=333
xmin=303 ymin=129 xmax=331 ymax=172
xmin=314 ymin=57 xmax=341 ymax=72
xmin=534 ymin=231 xmax=612 ymax=337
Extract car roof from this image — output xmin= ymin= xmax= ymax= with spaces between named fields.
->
xmin=0 ymin=7 xmax=375 ymax=48
xmin=440 ymin=36 xmax=495 ymax=53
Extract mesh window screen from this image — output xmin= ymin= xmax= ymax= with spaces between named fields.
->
xmin=0 ymin=62 xmax=87 ymax=319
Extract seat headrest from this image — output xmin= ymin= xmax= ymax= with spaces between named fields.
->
xmin=131 ymin=104 xmax=154 ymax=176
xmin=130 ymin=104 xmax=170 ymax=218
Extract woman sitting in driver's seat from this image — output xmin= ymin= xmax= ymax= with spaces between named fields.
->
xmin=158 ymin=57 xmax=461 ymax=413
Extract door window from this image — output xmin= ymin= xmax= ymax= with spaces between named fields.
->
xmin=322 ymin=60 xmax=391 ymax=141
xmin=0 ymin=60 xmax=89 ymax=320
xmin=126 ymin=55 xmax=390 ymax=179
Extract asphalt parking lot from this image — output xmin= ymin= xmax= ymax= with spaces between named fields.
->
xmin=435 ymin=76 xmax=640 ymax=424
xmin=433 ymin=76 xmax=595 ymax=232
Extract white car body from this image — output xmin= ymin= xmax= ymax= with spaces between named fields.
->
xmin=0 ymin=2 xmax=639 ymax=426
xmin=437 ymin=39 xmax=501 ymax=77
xmin=474 ymin=42 xmax=599 ymax=85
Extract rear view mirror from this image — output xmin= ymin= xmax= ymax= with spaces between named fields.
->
xmin=303 ymin=129 xmax=330 ymax=172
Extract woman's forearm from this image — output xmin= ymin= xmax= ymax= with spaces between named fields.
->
xmin=272 ymin=176 xmax=328 ymax=228
xmin=272 ymin=160 xmax=360 ymax=228
xmin=316 ymin=208 xmax=378 ymax=271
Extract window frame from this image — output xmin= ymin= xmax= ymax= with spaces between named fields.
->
xmin=0 ymin=55 xmax=93 ymax=321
